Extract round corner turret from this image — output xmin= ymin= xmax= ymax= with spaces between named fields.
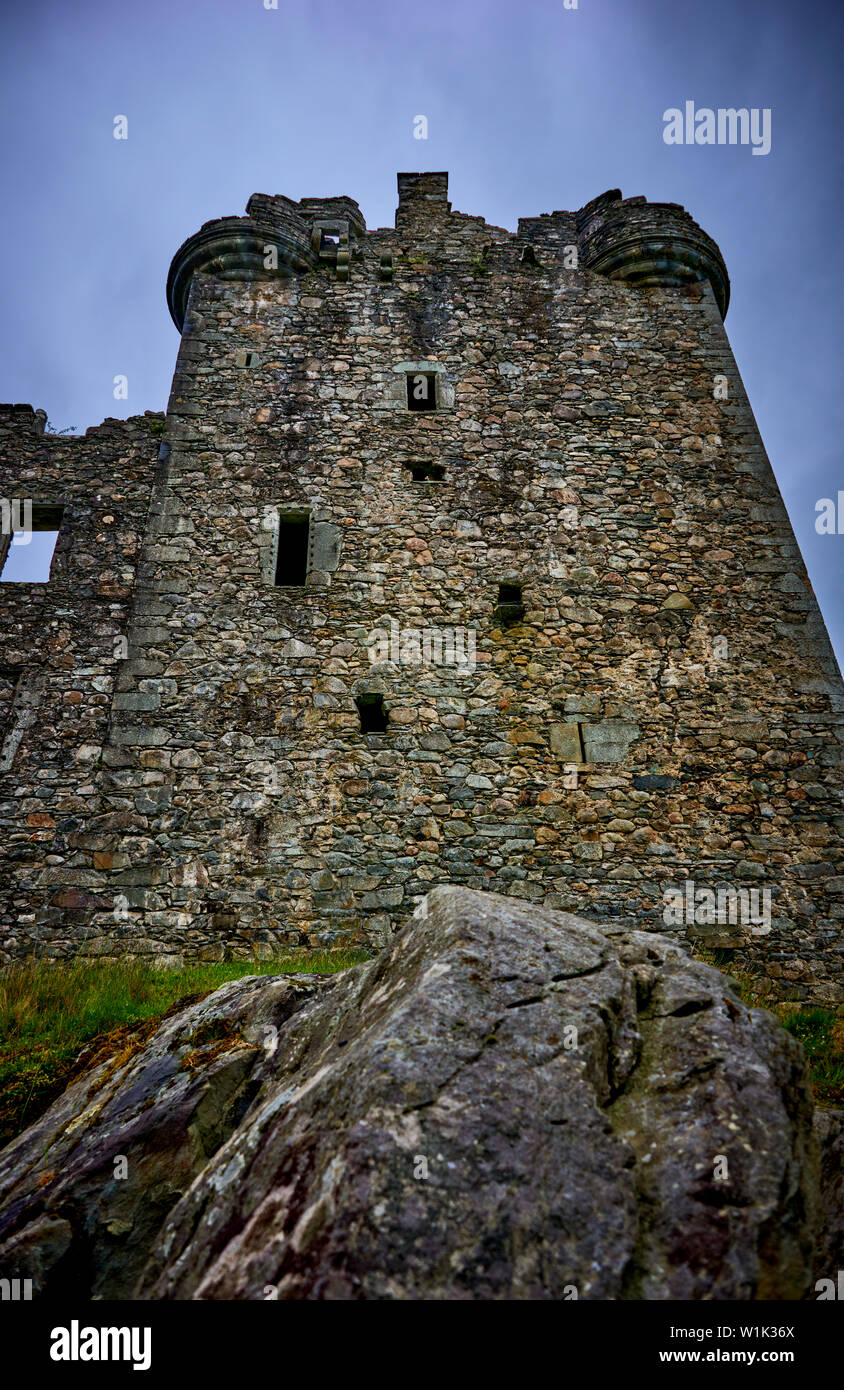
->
xmin=166 ymin=210 xmax=318 ymax=332
xmin=577 ymin=191 xmax=730 ymax=318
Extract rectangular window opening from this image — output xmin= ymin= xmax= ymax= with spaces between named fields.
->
xmin=406 ymin=373 xmax=437 ymax=412
xmin=498 ymin=583 xmax=522 ymax=605
xmin=495 ymin=582 xmax=525 ymax=626
xmin=274 ymin=513 xmax=310 ymax=587
xmin=408 ymin=462 xmax=445 ymax=482
xmin=355 ymin=693 xmax=388 ymax=734
xmin=0 ymin=504 xmax=64 ymax=583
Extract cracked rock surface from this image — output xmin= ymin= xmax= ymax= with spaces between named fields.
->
xmin=813 ymin=1108 xmax=844 ymax=1282
xmin=0 ymin=887 xmax=823 ymax=1299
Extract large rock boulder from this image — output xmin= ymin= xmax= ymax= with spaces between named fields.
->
xmin=0 ymin=887 xmax=824 ymax=1299
xmin=0 ymin=973 xmax=330 ymax=1298
xmin=813 ymin=1108 xmax=844 ymax=1285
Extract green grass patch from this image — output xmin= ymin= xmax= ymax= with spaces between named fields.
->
xmin=0 ymin=950 xmax=370 ymax=1150
xmin=780 ymin=1009 xmax=844 ymax=1109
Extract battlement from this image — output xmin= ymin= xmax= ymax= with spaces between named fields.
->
xmin=166 ymin=173 xmax=731 ymax=331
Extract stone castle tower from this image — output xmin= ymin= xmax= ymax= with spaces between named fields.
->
xmin=1 ymin=172 xmax=841 ymax=1007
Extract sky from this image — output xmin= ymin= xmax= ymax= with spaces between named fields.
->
xmin=1 ymin=0 xmax=842 ymax=660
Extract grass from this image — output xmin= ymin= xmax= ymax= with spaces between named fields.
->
xmin=0 ymin=950 xmax=370 ymax=1150
xmin=779 ymin=1009 xmax=844 ymax=1109
xmin=3 ymin=947 xmax=840 ymax=1152
xmin=694 ymin=948 xmax=844 ymax=1109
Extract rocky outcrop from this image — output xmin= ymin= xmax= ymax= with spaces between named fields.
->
xmin=0 ymin=888 xmax=825 ymax=1299
xmin=813 ymin=1108 xmax=844 ymax=1283
xmin=0 ymin=972 xmax=331 ymax=1298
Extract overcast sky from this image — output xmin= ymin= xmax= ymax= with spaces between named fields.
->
xmin=1 ymin=0 xmax=842 ymax=661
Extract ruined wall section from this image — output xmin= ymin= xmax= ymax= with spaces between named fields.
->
xmin=80 ymin=176 xmax=844 ymax=1003
xmin=0 ymin=408 xmax=162 ymax=959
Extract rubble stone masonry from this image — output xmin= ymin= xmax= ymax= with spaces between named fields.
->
xmin=1 ymin=173 xmax=842 ymax=1008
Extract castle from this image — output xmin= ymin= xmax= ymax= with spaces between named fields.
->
xmin=1 ymin=172 xmax=841 ymax=1007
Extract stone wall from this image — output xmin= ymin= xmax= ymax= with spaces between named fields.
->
xmin=0 ymin=174 xmax=841 ymax=1008
xmin=0 ymin=407 xmax=162 ymax=957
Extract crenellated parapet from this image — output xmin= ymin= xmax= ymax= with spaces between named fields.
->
xmin=166 ymin=178 xmax=730 ymax=331
xmin=577 ymin=188 xmax=730 ymax=318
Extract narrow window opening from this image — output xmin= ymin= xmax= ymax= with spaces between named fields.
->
xmin=355 ymin=693 xmax=388 ymax=733
xmin=495 ymin=582 xmax=525 ymax=626
xmin=235 ymin=350 xmax=260 ymax=368
xmin=407 ymin=373 xmax=437 ymax=412
xmin=0 ymin=504 xmax=64 ymax=583
xmin=274 ymin=514 xmax=310 ymax=586
xmin=407 ymin=462 xmax=445 ymax=482
xmin=248 ymin=816 xmax=268 ymax=851
xmin=575 ymin=722 xmax=586 ymax=762
xmin=321 ymin=233 xmax=340 ymax=248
